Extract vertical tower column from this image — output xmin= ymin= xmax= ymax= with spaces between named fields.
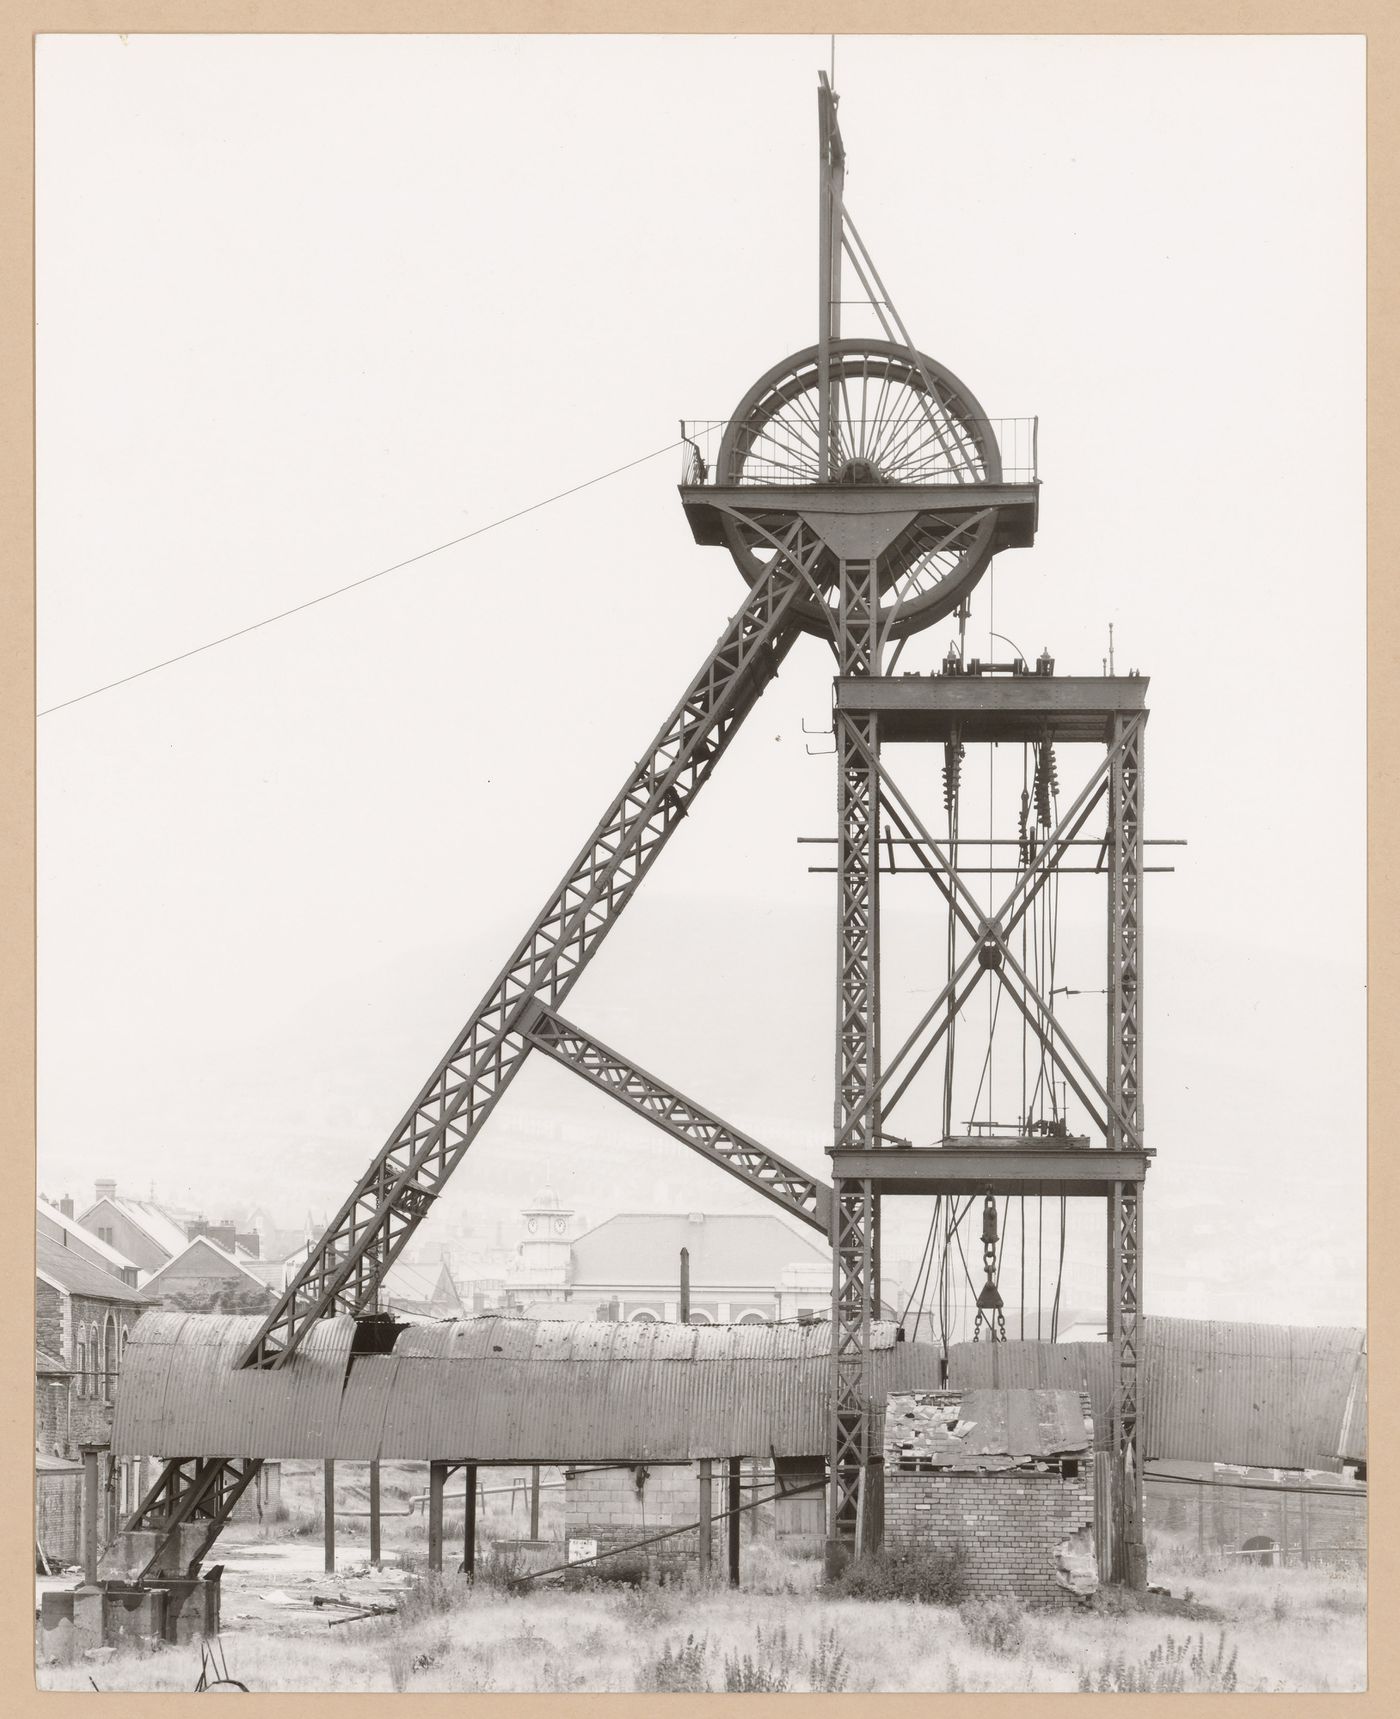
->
xmin=828 ymin=556 xmax=881 ymax=1569
xmin=1106 ymin=712 xmax=1145 ymax=1585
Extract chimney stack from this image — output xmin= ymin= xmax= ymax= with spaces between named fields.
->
xmin=59 ymin=1195 xmax=75 ymax=1219
xmin=94 ymin=1178 xmax=117 ymax=1206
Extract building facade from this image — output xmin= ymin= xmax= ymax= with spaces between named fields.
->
xmin=36 ymin=1235 xmax=150 ymax=1459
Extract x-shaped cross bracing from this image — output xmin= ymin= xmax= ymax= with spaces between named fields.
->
xmin=833 ymin=717 xmax=1146 ymax=1153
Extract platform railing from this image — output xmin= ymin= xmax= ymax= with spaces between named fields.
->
xmin=680 ymin=416 xmax=1038 ymax=487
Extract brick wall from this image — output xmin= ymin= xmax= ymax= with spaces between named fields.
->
xmin=40 ymin=1291 xmax=145 ymax=1455
xmin=36 ymin=1379 xmax=72 ymax=1457
xmin=37 ymin=1279 xmax=66 ymax=1358
xmin=884 ymin=1460 xmax=1095 ymax=1602
xmin=564 ymin=1461 xmax=775 ymax=1578
xmin=565 ymin=1464 xmax=701 ymax=1577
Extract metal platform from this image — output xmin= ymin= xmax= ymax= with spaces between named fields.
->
xmin=829 ymin=1142 xmax=1152 ymax=1197
xmin=680 ymin=481 xmax=1040 ymax=555
xmin=835 ymin=673 xmax=1149 ymax=745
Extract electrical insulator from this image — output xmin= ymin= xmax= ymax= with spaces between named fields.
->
xmin=942 ymin=736 xmax=964 ymax=812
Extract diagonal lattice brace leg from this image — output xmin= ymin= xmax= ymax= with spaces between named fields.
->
xmin=237 ymin=529 xmax=826 ymax=1371
xmin=522 ymin=1004 xmax=831 ymax=1232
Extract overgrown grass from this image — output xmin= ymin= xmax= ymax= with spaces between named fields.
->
xmin=38 ymin=1536 xmax=1365 ymax=1694
xmin=1077 ymin=1629 xmax=1239 ymax=1693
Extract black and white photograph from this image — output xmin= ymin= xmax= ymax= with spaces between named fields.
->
xmin=31 ymin=31 xmax=1366 ymax=1695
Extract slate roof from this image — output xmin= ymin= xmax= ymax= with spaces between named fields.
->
xmin=36 ymin=1234 xmax=150 ymax=1304
xmin=142 ymin=1235 xmax=272 ymax=1292
xmin=82 ymin=1196 xmax=192 ymax=1260
xmin=36 ymin=1201 xmax=139 ymax=1276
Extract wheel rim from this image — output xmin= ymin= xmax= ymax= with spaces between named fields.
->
xmin=717 ymin=339 xmax=1003 ymax=639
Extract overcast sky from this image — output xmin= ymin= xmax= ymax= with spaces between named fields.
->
xmin=35 ymin=33 xmax=1365 ymax=1327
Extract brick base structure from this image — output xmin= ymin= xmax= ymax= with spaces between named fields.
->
xmin=882 ymin=1388 xmax=1097 ymax=1602
xmin=885 ymin=1461 xmax=1095 ymax=1602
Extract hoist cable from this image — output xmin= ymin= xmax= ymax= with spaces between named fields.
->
xmin=38 ymin=439 xmax=683 ymax=717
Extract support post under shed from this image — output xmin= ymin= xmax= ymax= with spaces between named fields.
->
xmin=727 ymin=1457 xmax=741 ymax=1587
xmin=698 ymin=1459 xmax=713 ymax=1579
xmin=324 ymin=1459 xmax=336 ymax=1575
xmin=428 ymin=1462 xmax=446 ymax=1573
xmin=462 ymin=1463 xmax=477 ymax=1578
xmin=369 ymin=1460 xmax=382 ymax=1569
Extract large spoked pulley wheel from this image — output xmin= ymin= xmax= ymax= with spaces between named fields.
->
xmin=717 ymin=339 xmax=1003 ymax=639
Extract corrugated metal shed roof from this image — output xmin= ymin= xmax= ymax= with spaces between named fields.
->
xmin=1335 ymin=1345 xmax=1367 ymax=1464
xmin=112 ymin=1309 xmax=1362 ymax=1471
xmin=111 ymin=1310 xmax=353 ymax=1459
xmin=113 ymin=1312 xmax=943 ymax=1462
xmin=946 ymin=1317 xmax=1365 ymax=1472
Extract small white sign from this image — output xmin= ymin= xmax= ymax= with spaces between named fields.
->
xmin=567 ymin=1537 xmax=598 ymax=1565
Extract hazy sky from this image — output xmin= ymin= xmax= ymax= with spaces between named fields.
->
xmin=36 ymin=34 xmax=1365 ymax=1326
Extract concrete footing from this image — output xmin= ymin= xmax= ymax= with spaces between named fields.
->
xmin=98 ymin=1522 xmax=208 ymax=1582
xmin=38 ymin=1586 xmax=105 ymax=1665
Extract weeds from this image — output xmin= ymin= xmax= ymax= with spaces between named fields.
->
xmin=1076 ymin=1630 xmax=1240 ymax=1693
xmin=806 ymin=1624 xmax=851 ymax=1692
xmin=723 ymin=1624 xmax=794 ymax=1693
xmin=634 ymin=1633 xmax=710 ymax=1693
xmin=960 ymin=1597 xmax=1027 ymax=1656
xmin=826 ymin=1543 xmax=968 ymax=1605
xmin=394 ymin=1569 xmax=463 ymax=1627
xmin=615 ymin=1572 xmax=681 ymax=1629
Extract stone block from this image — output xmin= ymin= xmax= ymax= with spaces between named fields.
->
xmin=103 ymin=1583 xmax=167 ymax=1650
xmin=38 ymin=1586 xmax=104 ymax=1665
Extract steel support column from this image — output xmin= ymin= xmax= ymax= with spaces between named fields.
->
xmin=1107 ymin=712 xmax=1145 ymax=1586
xmin=828 ymin=555 xmax=880 ymax=1568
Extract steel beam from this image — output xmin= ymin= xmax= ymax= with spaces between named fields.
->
xmin=834 ymin=672 xmax=1149 ymax=744
xmin=522 ymin=1005 xmax=831 ymax=1233
xmin=829 ymin=1144 xmax=1150 ymax=1195
xmin=828 ymin=554 xmax=881 ymax=1565
xmin=1107 ymin=712 xmax=1146 ymax=1585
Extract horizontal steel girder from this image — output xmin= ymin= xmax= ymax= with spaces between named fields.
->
xmin=522 ymin=1004 xmax=832 ymax=1233
xmin=834 ymin=672 xmax=1149 ymax=744
xmin=829 ymin=1144 xmax=1151 ymax=1196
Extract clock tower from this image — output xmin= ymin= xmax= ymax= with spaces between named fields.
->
xmin=508 ymin=1183 xmax=576 ymax=1305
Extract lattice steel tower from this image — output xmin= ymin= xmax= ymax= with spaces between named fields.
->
xmin=112 ymin=75 xmax=1148 ymax=1591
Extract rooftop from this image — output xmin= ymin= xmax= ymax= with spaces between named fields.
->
xmin=36 ymin=1199 xmax=139 ymax=1276
xmin=36 ymin=1233 xmax=150 ymax=1305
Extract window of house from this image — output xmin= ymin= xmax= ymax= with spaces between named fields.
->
xmin=75 ymin=1335 xmax=87 ymax=1398
xmin=629 ymin=1309 xmax=658 ymax=1323
xmin=98 ymin=1226 xmax=114 ymax=1246
xmin=103 ymin=1313 xmax=118 ymax=1401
